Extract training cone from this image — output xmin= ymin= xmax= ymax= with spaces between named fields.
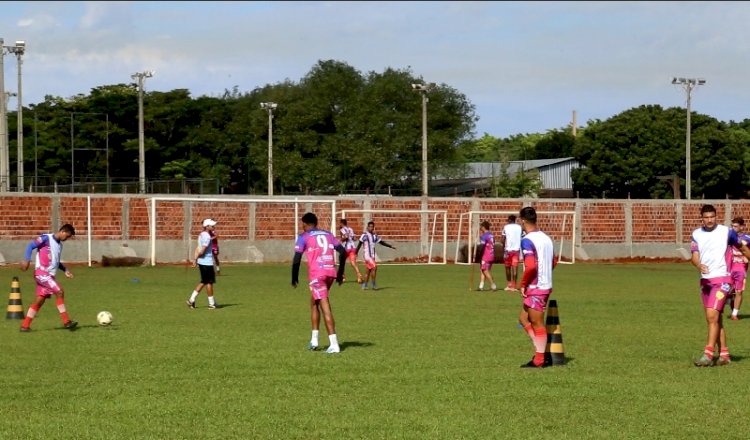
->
xmin=6 ymin=276 xmax=24 ymax=320
xmin=544 ymin=299 xmax=566 ymax=366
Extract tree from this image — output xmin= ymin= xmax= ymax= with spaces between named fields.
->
xmin=571 ymin=105 xmax=745 ymax=199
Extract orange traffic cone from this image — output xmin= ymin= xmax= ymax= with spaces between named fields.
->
xmin=6 ymin=276 xmax=24 ymax=320
xmin=544 ymin=299 xmax=566 ymax=366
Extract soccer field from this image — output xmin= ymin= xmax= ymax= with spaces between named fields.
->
xmin=1 ymin=262 xmax=748 ymax=439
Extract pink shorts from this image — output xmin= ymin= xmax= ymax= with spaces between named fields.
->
xmin=309 ymin=276 xmax=335 ymax=301
xmin=731 ymin=270 xmax=746 ymax=293
xmin=365 ymin=259 xmax=377 ymax=270
xmin=34 ymin=271 xmax=62 ymax=298
xmin=481 ymin=261 xmax=493 ymax=271
xmin=523 ymin=287 xmax=552 ymax=312
xmin=346 ymin=248 xmax=357 ymax=262
xmin=700 ymin=277 xmax=733 ymax=311
xmin=504 ymin=250 xmax=520 ymax=267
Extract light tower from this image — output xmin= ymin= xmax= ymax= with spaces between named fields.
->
xmin=411 ymin=82 xmax=436 ymax=196
xmin=671 ymin=77 xmax=706 ymax=200
xmin=260 ymin=102 xmax=278 ymax=196
xmin=132 ymin=70 xmax=154 ymax=194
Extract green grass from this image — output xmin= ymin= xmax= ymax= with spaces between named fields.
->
xmin=1 ymin=262 xmax=749 ymax=439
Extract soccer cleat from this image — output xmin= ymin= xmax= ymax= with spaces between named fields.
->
xmin=186 ymin=300 xmax=195 ymax=309
xmin=325 ymin=346 xmax=340 ymax=354
xmin=520 ymin=359 xmax=546 ymax=369
xmin=716 ymin=356 xmax=731 ymax=366
xmin=729 ymin=315 xmax=739 ymax=321
xmin=356 ymin=275 xmax=363 ymax=284
xmin=694 ymin=355 xmax=715 ymax=367
xmin=63 ymin=320 xmax=78 ymax=330
xmin=19 ymin=326 xmax=30 ymax=333
xmin=307 ymin=343 xmax=319 ymax=351
xmin=504 ymin=286 xmax=513 ymax=291
xmin=491 ymin=285 xmax=497 ymax=291
xmin=361 ymin=283 xmax=368 ymax=290
xmin=208 ymin=303 xmax=220 ymax=309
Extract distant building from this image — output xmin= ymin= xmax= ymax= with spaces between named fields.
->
xmin=431 ymin=157 xmax=580 ymax=197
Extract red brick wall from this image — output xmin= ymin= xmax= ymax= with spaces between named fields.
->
xmin=3 ymin=195 xmax=750 ymax=246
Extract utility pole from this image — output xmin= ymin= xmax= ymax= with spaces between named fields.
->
xmin=260 ymin=102 xmax=278 ymax=196
xmin=411 ymin=82 xmax=436 ymax=196
xmin=671 ymin=77 xmax=706 ymax=200
xmin=132 ymin=70 xmax=154 ymax=194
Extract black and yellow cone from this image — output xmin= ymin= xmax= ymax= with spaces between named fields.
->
xmin=544 ymin=299 xmax=565 ymax=366
xmin=6 ymin=276 xmax=24 ymax=320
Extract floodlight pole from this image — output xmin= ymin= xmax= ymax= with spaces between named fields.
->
xmin=7 ymin=41 xmax=24 ymax=191
xmin=671 ymin=77 xmax=706 ymax=200
xmin=0 ymin=38 xmax=7 ymax=192
xmin=260 ymin=102 xmax=277 ymax=196
xmin=412 ymin=82 xmax=436 ymax=196
xmin=132 ymin=70 xmax=154 ymax=194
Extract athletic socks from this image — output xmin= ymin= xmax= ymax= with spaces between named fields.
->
xmin=56 ymin=297 xmax=70 ymax=323
xmin=189 ymin=290 xmax=199 ymax=303
xmin=208 ymin=296 xmax=216 ymax=307
xmin=311 ymin=330 xmax=319 ymax=347
xmin=21 ymin=303 xmax=40 ymax=329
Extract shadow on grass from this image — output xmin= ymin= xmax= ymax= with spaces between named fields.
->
xmin=340 ymin=340 xmax=375 ymax=351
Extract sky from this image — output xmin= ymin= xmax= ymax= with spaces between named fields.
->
xmin=1 ymin=1 xmax=749 ymax=138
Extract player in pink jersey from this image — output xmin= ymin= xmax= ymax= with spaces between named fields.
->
xmin=691 ymin=205 xmax=750 ymax=367
xmin=728 ymin=217 xmax=750 ymax=320
xmin=476 ymin=221 xmax=497 ymax=291
xmin=19 ymin=223 xmax=78 ymax=332
xmin=338 ymin=218 xmax=363 ymax=284
xmin=517 ymin=207 xmax=556 ymax=368
xmin=292 ymin=212 xmax=346 ymax=354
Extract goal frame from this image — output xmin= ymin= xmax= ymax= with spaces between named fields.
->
xmin=146 ymin=196 xmax=337 ymax=266
xmin=455 ymin=210 xmax=576 ymax=265
xmin=339 ymin=209 xmax=448 ymax=265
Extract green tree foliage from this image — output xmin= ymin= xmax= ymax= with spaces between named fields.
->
xmin=571 ymin=105 xmax=746 ymax=199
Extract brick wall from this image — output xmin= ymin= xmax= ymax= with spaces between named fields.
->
xmin=1 ymin=194 xmax=747 ymax=262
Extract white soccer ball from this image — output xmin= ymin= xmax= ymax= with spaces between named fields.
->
xmin=97 ymin=311 xmax=113 ymax=326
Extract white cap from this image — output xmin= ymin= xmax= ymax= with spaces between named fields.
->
xmin=202 ymin=218 xmax=217 ymax=227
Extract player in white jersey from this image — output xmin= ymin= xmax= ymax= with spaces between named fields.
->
xmin=338 ymin=218 xmax=363 ymax=284
xmin=19 ymin=224 xmax=78 ymax=332
xmin=186 ymin=219 xmax=220 ymax=309
xmin=691 ymin=205 xmax=750 ymax=367
xmin=517 ymin=207 xmax=556 ymax=368
xmin=500 ymin=215 xmax=523 ymax=291
xmin=356 ymin=221 xmax=396 ymax=290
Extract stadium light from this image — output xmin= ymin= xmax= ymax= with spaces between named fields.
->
xmin=132 ymin=70 xmax=154 ymax=194
xmin=260 ymin=102 xmax=278 ymax=196
xmin=412 ymin=82 xmax=436 ymax=196
xmin=671 ymin=77 xmax=706 ymax=200
xmin=7 ymin=41 xmax=25 ymax=192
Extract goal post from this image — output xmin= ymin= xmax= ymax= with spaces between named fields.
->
xmin=339 ymin=209 xmax=448 ymax=265
xmin=146 ymin=196 xmax=337 ymax=265
xmin=455 ymin=210 xmax=576 ymax=266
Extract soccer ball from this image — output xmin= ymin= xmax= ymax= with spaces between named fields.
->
xmin=97 ymin=311 xmax=113 ymax=326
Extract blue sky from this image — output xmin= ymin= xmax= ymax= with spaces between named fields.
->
xmin=1 ymin=1 xmax=748 ymax=138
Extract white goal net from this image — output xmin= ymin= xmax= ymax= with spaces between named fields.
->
xmin=145 ymin=196 xmax=337 ymax=265
xmin=339 ymin=209 xmax=448 ymax=265
xmin=455 ymin=210 xmax=576 ymax=265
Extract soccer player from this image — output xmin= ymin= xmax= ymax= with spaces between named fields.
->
xmin=19 ymin=223 xmax=78 ymax=332
xmin=500 ymin=215 xmax=523 ymax=291
xmin=356 ymin=221 xmax=396 ymax=290
xmin=691 ymin=205 xmax=750 ymax=366
xmin=476 ymin=221 xmax=497 ymax=291
xmin=338 ymin=218 xmax=363 ymax=283
xmin=186 ymin=218 xmax=220 ymax=309
xmin=729 ymin=217 xmax=750 ymax=320
xmin=292 ymin=212 xmax=346 ymax=354
xmin=517 ymin=207 xmax=556 ymax=368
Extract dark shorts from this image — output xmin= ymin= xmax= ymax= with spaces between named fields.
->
xmin=199 ymin=264 xmax=216 ymax=284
